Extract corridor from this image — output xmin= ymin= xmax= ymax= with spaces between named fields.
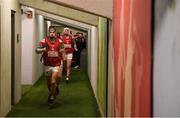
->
xmin=1 ymin=0 xmax=180 ymax=117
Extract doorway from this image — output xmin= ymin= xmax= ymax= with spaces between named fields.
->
xmin=11 ymin=10 xmax=16 ymax=105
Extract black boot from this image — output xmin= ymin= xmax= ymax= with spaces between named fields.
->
xmin=48 ymin=95 xmax=55 ymax=106
xmin=66 ymin=76 xmax=70 ymax=84
xmin=56 ymin=86 xmax=59 ymax=95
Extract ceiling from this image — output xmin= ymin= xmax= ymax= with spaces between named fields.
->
xmin=20 ymin=0 xmax=99 ymax=26
xmin=46 ymin=0 xmax=113 ymax=19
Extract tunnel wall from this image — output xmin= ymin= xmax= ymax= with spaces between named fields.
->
xmin=21 ymin=8 xmax=36 ymax=85
xmin=107 ymin=20 xmax=115 ymax=117
xmin=21 ymin=13 xmax=45 ymax=85
xmin=153 ymin=0 xmax=180 ymax=116
xmin=34 ymin=15 xmax=44 ymax=83
xmin=0 ymin=0 xmax=21 ymax=116
xmin=97 ymin=17 xmax=108 ymax=116
xmin=87 ymin=29 xmax=91 ymax=82
xmin=89 ymin=26 xmax=98 ymax=97
xmin=113 ymin=0 xmax=151 ymax=117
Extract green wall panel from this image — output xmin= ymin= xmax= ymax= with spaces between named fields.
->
xmin=97 ymin=17 xmax=107 ymax=116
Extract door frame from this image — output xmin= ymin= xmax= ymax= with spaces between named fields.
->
xmin=11 ymin=10 xmax=16 ymax=105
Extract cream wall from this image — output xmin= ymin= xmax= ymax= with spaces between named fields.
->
xmin=89 ymin=26 xmax=98 ymax=97
xmin=48 ymin=0 xmax=113 ymax=19
xmin=21 ymin=8 xmax=36 ymax=85
xmin=34 ymin=15 xmax=44 ymax=82
xmin=87 ymin=30 xmax=91 ymax=80
xmin=21 ymin=10 xmax=44 ymax=85
xmin=0 ymin=0 xmax=21 ymax=116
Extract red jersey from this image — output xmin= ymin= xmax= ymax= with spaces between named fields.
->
xmin=39 ymin=36 xmax=62 ymax=66
xmin=61 ymin=35 xmax=74 ymax=54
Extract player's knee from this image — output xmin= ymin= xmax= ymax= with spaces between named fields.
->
xmin=51 ymin=82 xmax=57 ymax=87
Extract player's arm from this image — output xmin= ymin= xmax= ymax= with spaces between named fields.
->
xmin=59 ymin=38 xmax=66 ymax=60
xmin=36 ymin=38 xmax=47 ymax=54
xmin=73 ymin=38 xmax=78 ymax=51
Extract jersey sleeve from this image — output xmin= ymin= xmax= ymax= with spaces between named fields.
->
xmin=39 ymin=38 xmax=46 ymax=47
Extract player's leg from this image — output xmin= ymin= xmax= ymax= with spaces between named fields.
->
xmin=56 ymin=63 xmax=63 ymax=95
xmin=66 ymin=53 xmax=73 ymax=82
xmin=49 ymin=66 xmax=59 ymax=105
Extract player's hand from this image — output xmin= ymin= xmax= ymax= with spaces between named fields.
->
xmin=75 ymin=48 xmax=78 ymax=51
xmin=36 ymin=47 xmax=46 ymax=54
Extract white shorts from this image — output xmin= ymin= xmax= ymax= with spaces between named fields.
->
xmin=66 ymin=53 xmax=73 ymax=60
xmin=45 ymin=66 xmax=60 ymax=76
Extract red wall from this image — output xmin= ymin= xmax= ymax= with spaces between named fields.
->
xmin=113 ymin=0 xmax=151 ymax=117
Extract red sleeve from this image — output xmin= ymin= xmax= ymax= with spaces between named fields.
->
xmin=39 ymin=38 xmax=46 ymax=47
